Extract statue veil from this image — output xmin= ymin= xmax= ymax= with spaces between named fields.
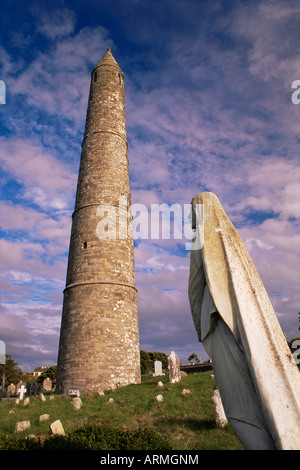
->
xmin=189 ymin=192 xmax=300 ymax=449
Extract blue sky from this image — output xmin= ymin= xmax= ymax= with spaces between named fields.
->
xmin=0 ymin=0 xmax=299 ymax=371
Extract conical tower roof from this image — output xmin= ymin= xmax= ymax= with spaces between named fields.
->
xmin=94 ymin=47 xmax=121 ymax=70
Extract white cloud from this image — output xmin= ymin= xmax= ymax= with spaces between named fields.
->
xmin=34 ymin=8 xmax=77 ymax=39
xmin=6 ymin=25 xmax=112 ymax=126
xmin=232 ymin=157 xmax=300 ymax=220
xmin=0 ymin=138 xmax=77 ymax=210
xmin=0 ymin=302 xmax=60 ymax=370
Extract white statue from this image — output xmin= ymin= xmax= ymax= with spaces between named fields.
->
xmin=188 ymin=192 xmax=300 ymax=450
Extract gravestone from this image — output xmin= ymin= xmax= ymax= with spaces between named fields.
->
xmin=23 ymin=397 xmax=30 ymax=407
xmin=31 ymin=382 xmax=41 ymax=396
xmin=26 ymin=382 xmax=31 ymax=396
xmin=72 ymin=396 xmax=82 ymax=411
xmin=153 ymin=360 xmax=164 ymax=376
xmin=18 ymin=384 xmax=27 ymax=400
xmin=43 ymin=377 xmax=52 ymax=392
xmin=167 ymin=351 xmax=181 ymax=384
xmin=50 ymin=420 xmax=65 ymax=436
xmin=7 ymin=383 xmax=16 ymax=396
xmin=212 ymin=389 xmax=228 ymax=428
xmin=16 ymin=381 xmax=24 ymax=393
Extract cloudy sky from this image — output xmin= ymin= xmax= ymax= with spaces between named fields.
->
xmin=0 ymin=0 xmax=299 ymax=371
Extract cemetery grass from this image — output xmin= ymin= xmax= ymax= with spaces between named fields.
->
xmin=0 ymin=371 xmax=243 ymax=450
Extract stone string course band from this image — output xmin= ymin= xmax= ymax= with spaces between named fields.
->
xmin=63 ymin=280 xmax=138 ymax=293
xmin=82 ymin=130 xmax=128 ymax=147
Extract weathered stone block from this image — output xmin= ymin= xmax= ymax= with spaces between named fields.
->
xmin=15 ymin=421 xmax=30 ymax=433
xmin=72 ymin=396 xmax=82 ymax=411
xmin=212 ymin=389 xmax=228 ymax=428
xmin=39 ymin=414 xmax=50 ymax=422
xmin=50 ymin=420 xmax=65 ymax=436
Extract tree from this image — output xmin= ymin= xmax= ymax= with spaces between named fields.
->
xmin=140 ymin=351 xmax=168 ymax=374
xmin=188 ymin=352 xmax=200 ymax=364
xmin=148 ymin=352 xmax=168 ymax=370
xmin=140 ymin=350 xmax=152 ymax=375
xmin=0 ymin=355 xmax=23 ymax=387
xmin=37 ymin=366 xmax=57 ymax=385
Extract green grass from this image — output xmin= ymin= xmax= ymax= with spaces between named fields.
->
xmin=0 ymin=372 xmax=243 ymax=450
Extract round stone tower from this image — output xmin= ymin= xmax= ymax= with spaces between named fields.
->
xmin=56 ymin=48 xmax=141 ymax=395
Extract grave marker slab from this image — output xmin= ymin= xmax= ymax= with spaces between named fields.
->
xmin=18 ymin=384 xmax=27 ymax=400
xmin=168 ymin=351 xmax=181 ymax=384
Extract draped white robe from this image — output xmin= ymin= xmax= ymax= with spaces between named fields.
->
xmin=188 ymin=192 xmax=300 ymax=450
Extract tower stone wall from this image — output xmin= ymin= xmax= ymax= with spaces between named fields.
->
xmin=56 ymin=49 xmax=141 ymax=395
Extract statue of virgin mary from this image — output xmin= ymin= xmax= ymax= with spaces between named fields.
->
xmin=188 ymin=192 xmax=300 ymax=450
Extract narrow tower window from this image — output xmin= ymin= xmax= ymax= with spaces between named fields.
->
xmin=93 ymin=71 xmax=97 ymax=82
xmin=117 ymin=73 xmax=122 ymax=84
xmin=83 ymin=241 xmax=87 ymax=249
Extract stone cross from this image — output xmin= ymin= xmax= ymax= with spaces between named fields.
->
xmin=18 ymin=384 xmax=27 ymax=400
